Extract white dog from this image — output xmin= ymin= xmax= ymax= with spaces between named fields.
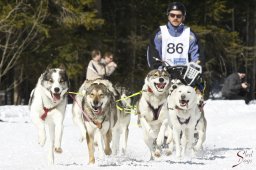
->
xmin=29 ymin=65 xmax=69 ymax=164
xmin=167 ymin=85 xmax=200 ymax=158
xmin=111 ymin=86 xmax=132 ymax=155
xmin=138 ymin=69 xmax=171 ymax=159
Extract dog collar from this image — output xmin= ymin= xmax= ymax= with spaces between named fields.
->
xmin=177 ymin=116 xmax=190 ymax=125
xmin=147 ymin=86 xmax=153 ymax=93
xmin=41 ymin=106 xmax=56 ymax=121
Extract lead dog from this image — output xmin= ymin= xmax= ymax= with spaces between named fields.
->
xmin=29 ymin=65 xmax=69 ymax=164
xmin=72 ymin=79 xmax=117 ymax=164
xmin=137 ymin=69 xmax=171 ymax=159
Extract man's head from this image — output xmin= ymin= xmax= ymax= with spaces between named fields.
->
xmin=167 ymin=2 xmax=186 ymax=27
xmin=103 ymin=52 xmax=114 ymax=64
xmin=238 ymin=66 xmax=246 ymax=79
xmin=91 ymin=49 xmax=101 ymax=61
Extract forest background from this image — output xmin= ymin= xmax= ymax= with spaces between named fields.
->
xmin=0 ymin=0 xmax=255 ymax=105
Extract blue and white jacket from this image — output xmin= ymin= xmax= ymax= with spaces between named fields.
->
xmin=147 ymin=22 xmax=201 ymax=68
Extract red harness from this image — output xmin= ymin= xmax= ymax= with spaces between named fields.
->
xmin=41 ymin=106 xmax=56 ymax=121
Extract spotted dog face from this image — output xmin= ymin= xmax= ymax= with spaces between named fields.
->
xmin=145 ymin=69 xmax=170 ymax=94
xmin=41 ymin=67 xmax=69 ymax=103
xmin=169 ymin=79 xmax=184 ymax=93
xmin=85 ymin=83 xmax=111 ymax=116
xmin=172 ymin=85 xmax=197 ymax=110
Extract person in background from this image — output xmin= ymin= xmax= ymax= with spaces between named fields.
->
xmin=86 ymin=49 xmax=106 ymax=80
xmin=101 ymin=51 xmax=117 ymax=79
xmin=222 ymin=67 xmax=251 ymax=104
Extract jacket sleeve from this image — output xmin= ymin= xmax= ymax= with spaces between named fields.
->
xmin=147 ymin=28 xmax=162 ymax=69
xmin=105 ymin=65 xmax=116 ymax=76
xmin=188 ymin=30 xmax=200 ymax=63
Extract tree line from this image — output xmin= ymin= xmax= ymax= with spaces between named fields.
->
xmin=0 ymin=0 xmax=255 ymax=105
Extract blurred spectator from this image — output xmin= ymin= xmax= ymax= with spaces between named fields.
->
xmin=222 ymin=67 xmax=251 ymax=104
xmin=86 ymin=49 xmax=106 ymax=80
xmin=100 ymin=52 xmax=117 ymax=79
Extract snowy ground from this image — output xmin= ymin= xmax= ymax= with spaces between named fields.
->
xmin=0 ymin=100 xmax=256 ymax=170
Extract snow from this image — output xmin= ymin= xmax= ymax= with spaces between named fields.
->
xmin=0 ymin=100 xmax=256 ymax=170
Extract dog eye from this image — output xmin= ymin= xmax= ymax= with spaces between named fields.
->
xmin=187 ymin=91 xmax=191 ymax=93
xmin=90 ymin=93 xmax=94 ymax=97
xmin=60 ymin=79 xmax=65 ymax=83
xmin=100 ymin=94 xmax=104 ymax=98
xmin=48 ymin=79 xmax=53 ymax=83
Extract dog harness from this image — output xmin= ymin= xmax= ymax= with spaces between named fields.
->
xmin=177 ymin=116 xmax=190 ymax=125
xmin=146 ymin=101 xmax=163 ymax=121
xmin=41 ymin=106 xmax=56 ymax=121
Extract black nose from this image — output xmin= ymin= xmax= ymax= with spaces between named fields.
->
xmin=172 ymin=85 xmax=177 ymax=89
xmin=181 ymin=94 xmax=186 ymax=99
xmin=159 ymin=78 xmax=164 ymax=82
xmin=93 ymin=100 xmax=98 ymax=106
xmin=54 ymin=87 xmax=60 ymax=93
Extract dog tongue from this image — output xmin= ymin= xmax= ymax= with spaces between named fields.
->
xmin=53 ymin=93 xmax=60 ymax=101
xmin=157 ymin=83 xmax=166 ymax=89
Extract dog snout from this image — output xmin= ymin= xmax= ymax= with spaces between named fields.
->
xmin=54 ymin=87 xmax=60 ymax=93
xmin=172 ymin=85 xmax=177 ymax=89
xmin=159 ymin=77 xmax=164 ymax=82
xmin=93 ymin=100 xmax=99 ymax=106
xmin=181 ymin=94 xmax=186 ymax=100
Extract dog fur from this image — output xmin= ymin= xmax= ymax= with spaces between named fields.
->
xmin=167 ymin=85 xmax=200 ymax=158
xmin=111 ymin=85 xmax=132 ymax=155
xmin=29 ymin=65 xmax=69 ymax=164
xmin=72 ymin=79 xmax=117 ymax=164
xmin=137 ymin=69 xmax=171 ymax=159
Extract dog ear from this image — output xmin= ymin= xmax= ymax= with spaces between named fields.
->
xmin=59 ymin=64 xmax=66 ymax=70
xmin=46 ymin=64 xmax=52 ymax=71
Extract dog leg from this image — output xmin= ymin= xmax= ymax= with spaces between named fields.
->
xmin=72 ymin=103 xmax=87 ymax=140
xmin=181 ymin=129 xmax=187 ymax=157
xmin=120 ymin=126 xmax=129 ymax=155
xmin=156 ymin=119 xmax=168 ymax=146
xmin=173 ymin=128 xmax=181 ymax=158
xmin=104 ymin=129 xmax=112 ymax=155
xmin=31 ymin=115 xmax=46 ymax=147
xmin=143 ymin=131 xmax=156 ymax=160
xmin=54 ymin=122 xmax=63 ymax=153
xmin=111 ymin=128 xmax=120 ymax=155
xmin=95 ymin=129 xmax=105 ymax=159
xmin=86 ymin=132 xmax=95 ymax=164
xmin=187 ymin=128 xmax=195 ymax=157
xmin=140 ymin=117 xmax=155 ymax=138
xmin=165 ymin=126 xmax=173 ymax=156
xmin=47 ymin=123 xmax=55 ymax=164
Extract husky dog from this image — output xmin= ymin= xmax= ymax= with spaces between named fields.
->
xmin=72 ymin=79 xmax=117 ymax=164
xmin=137 ymin=69 xmax=171 ymax=159
xmin=111 ymin=85 xmax=132 ymax=155
xmin=193 ymin=89 xmax=207 ymax=152
xmin=29 ymin=65 xmax=69 ymax=164
xmin=167 ymin=85 xmax=202 ymax=158
xmin=169 ymin=79 xmax=184 ymax=93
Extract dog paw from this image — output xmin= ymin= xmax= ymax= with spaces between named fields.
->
xmin=105 ymin=148 xmax=112 ymax=155
xmin=54 ymin=147 xmax=63 ymax=154
xmin=193 ymin=144 xmax=202 ymax=151
xmin=88 ymin=159 xmax=95 ymax=165
xmin=154 ymin=150 xmax=161 ymax=158
xmin=38 ymin=135 xmax=46 ymax=147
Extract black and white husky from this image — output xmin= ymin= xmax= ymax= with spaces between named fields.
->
xmin=29 ymin=65 xmax=69 ymax=164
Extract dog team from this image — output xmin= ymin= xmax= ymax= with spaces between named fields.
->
xmin=29 ymin=65 xmax=207 ymax=164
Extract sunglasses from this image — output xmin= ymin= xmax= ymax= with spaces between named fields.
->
xmin=168 ymin=13 xmax=183 ymax=19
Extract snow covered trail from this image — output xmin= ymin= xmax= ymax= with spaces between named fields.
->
xmin=0 ymin=100 xmax=256 ymax=170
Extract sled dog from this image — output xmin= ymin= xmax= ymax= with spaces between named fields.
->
xmin=193 ymin=89 xmax=207 ymax=151
xmin=29 ymin=65 xmax=69 ymax=164
xmin=112 ymin=85 xmax=132 ymax=155
xmin=72 ymin=79 xmax=117 ymax=164
xmin=137 ymin=69 xmax=171 ymax=159
xmin=167 ymin=85 xmax=203 ymax=158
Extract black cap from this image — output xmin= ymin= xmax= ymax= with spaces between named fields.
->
xmin=167 ymin=2 xmax=186 ymax=16
xmin=238 ymin=67 xmax=246 ymax=74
